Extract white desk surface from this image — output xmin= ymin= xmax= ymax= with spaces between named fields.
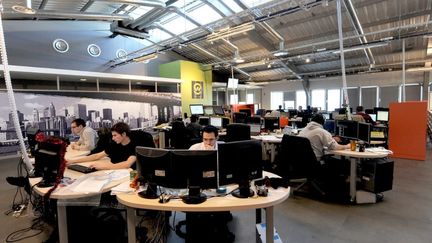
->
xmin=64 ymin=146 xmax=90 ymax=161
xmin=289 ymin=117 xmax=303 ymax=122
xmin=251 ymin=134 xmax=283 ymax=143
xmin=330 ymin=149 xmax=389 ymax=159
xmin=117 ymin=172 xmax=290 ymax=212
xmin=30 ymin=149 xmax=128 ymax=200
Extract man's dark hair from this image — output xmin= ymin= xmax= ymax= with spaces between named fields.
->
xmin=202 ymin=125 xmax=218 ymax=137
xmin=190 ymin=114 xmax=198 ymax=123
xmin=356 ymin=106 xmax=364 ymax=112
xmin=111 ymin=122 xmax=130 ymax=136
xmin=72 ymin=118 xmax=86 ymax=127
xmin=311 ymin=114 xmax=325 ymax=125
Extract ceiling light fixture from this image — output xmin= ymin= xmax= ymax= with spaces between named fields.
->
xmin=406 ymin=67 xmax=432 ymax=72
xmin=133 ymin=53 xmax=158 ymax=63
xmin=12 ymin=5 xmax=36 ymax=14
xmin=233 ymin=50 xmax=245 ymax=63
xmin=332 ymin=42 xmax=389 ymax=54
xmin=305 ymin=58 xmax=311 ymax=63
xmin=207 ymin=23 xmax=255 ymax=42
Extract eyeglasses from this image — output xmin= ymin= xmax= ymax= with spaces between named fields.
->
xmin=71 ymin=126 xmax=77 ymax=129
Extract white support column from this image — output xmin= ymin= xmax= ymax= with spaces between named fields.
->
xmin=402 ymin=39 xmax=406 ymax=102
xmin=128 ymin=80 xmax=132 ymax=93
xmin=96 ymin=78 xmax=99 ymax=92
xmin=56 ymin=75 xmax=60 ymax=90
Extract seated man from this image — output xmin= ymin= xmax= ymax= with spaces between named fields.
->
xmin=67 ymin=122 xmax=136 ymax=170
xmin=356 ymin=106 xmax=375 ymax=125
xmin=70 ymin=118 xmax=98 ymax=151
xmin=186 ymin=115 xmax=202 ymax=140
xmin=189 ymin=125 xmax=220 ymax=150
xmin=298 ymin=114 xmax=350 ymax=161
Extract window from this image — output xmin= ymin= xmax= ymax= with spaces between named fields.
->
xmin=219 ymin=0 xmax=243 ymax=12
xmin=230 ymin=94 xmax=238 ymax=105
xmin=380 ymin=86 xmax=398 ymax=107
xmin=147 ymin=29 xmax=172 ymax=43
xmin=241 ymin=0 xmax=274 ymax=8
xmin=188 ymin=4 xmax=222 ymax=25
xmin=128 ymin=6 xmax=152 ymax=19
xmin=327 ymin=89 xmax=340 ymax=112
xmin=247 ymin=93 xmax=254 ymax=104
xmin=284 ymin=100 xmax=295 ymax=109
xmin=360 ymin=87 xmax=378 ymax=110
xmin=270 ymin=92 xmax=283 ymax=110
xmin=161 ymin=16 xmax=197 ymax=35
xmin=404 ymin=84 xmax=421 ymax=101
xmin=296 ymin=90 xmax=306 ymax=109
xmin=311 ymin=89 xmax=325 ymax=111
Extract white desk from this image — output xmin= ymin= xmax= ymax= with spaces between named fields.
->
xmin=30 ymin=150 xmax=128 ymax=243
xmin=252 ymin=135 xmax=282 ymax=163
xmin=330 ymin=149 xmax=389 ymax=202
xmin=117 ymin=171 xmax=290 ymax=243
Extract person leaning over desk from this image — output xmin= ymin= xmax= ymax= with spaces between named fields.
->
xmin=298 ymin=114 xmax=350 ymax=161
xmin=70 ymin=118 xmax=98 ymax=151
xmin=189 ymin=125 xmax=220 ymax=150
xmin=67 ymin=122 xmax=137 ymax=170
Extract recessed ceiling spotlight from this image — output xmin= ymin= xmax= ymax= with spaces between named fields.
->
xmin=305 ymin=58 xmax=311 ymax=63
xmin=52 ymin=39 xmax=69 ymax=53
xmin=136 ymin=81 xmax=142 ymax=85
xmin=12 ymin=5 xmax=36 ymax=14
xmin=80 ymin=78 xmax=87 ymax=81
xmin=87 ymin=44 xmax=101 ymax=57
xmin=116 ymin=49 xmax=127 ymax=61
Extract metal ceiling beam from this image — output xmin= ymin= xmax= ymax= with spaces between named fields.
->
xmin=38 ymin=0 xmax=48 ymax=10
xmin=343 ymin=0 xmax=375 ymax=65
xmin=4 ymin=10 xmax=133 ymax=21
xmin=94 ymin=0 xmax=166 ymax=8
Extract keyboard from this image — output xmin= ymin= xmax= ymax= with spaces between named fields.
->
xmin=68 ymin=164 xmax=97 ymax=174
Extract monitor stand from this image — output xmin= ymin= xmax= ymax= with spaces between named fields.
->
xmin=181 ymin=186 xmax=206 ymax=204
xmin=138 ymin=182 xmax=158 ymax=199
xmin=232 ymin=180 xmax=254 ymax=198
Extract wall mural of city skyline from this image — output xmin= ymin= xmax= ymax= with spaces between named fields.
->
xmin=0 ymin=90 xmax=181 ymax=155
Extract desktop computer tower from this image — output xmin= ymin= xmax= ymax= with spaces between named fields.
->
xmin=360 ymin=158 xmax=394 ymax=193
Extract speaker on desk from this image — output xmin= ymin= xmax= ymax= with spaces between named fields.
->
xmin=361 ymin=158 xmax=394 ymax=193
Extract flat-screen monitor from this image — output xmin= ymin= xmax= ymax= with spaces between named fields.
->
xmin=210 ymin=117 xmax=222 ymax=128
xmin=369 ymin=114 xmax=376 ymax=122
xmin=358 ymin=122 xmax=371 ymax=144
xmin=373 ymin=107 xmax=389 ymax=114
xmin=249 ymin=124 xmax=261 ymax=135
xmin=198 ymin=116 xmax=209 ymax=126
xmin=376 ymin=110 xmax=389 ymax=122
xmin=136 ymin=147 xmax=218 ymax=203
xmin=34 ymin=137 xmax=67 ymax=188
xmin=323 ymin=120 xmax=335 ymax=134
xmin=246 ymin=116 xmax=261 ymax=125
xmin=218 ymin=140 xmax=263 ymax=198
xmin=203 ymin=106 xmax=214 ymax=116
xmin=288 ymin=109 xmax=298 ymax=118
xmin=190 ymin=104 xmax=204 ymax=115
xmin=136 ymin=147 xmax=177 ymax=199
xmin=264 ymin=117 xmax=280 ymax=131
xmin=322 ymin=113 xmax=330 ymax=120
xmin=171 ymin=150 xmax=218 ymax=204
xmin=213 ymin=106 xmax=225 ymax=116
xmin=222 ymin=117 xmax=230 ymax=128
xmin=335 ymin=120 xmax=358 ymax=139
xmin=239 ymin=109 xmax=251 ymax=117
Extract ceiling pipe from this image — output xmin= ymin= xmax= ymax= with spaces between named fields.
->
xmin=127 ymin=8 xmax=165 ymax=27
xmin=6 ymin=10 xmax=133 ymax=21
xmin=343 ymin=0 xmax=375 ymax=65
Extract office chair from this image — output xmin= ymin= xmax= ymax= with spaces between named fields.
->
xmin=90 ymin=127 xmax=112 ymax=154
xmin=169 ymin=121 xmax=190 ymax=149
xmin=129 ymin=129 xmax=156 ymax=148
xmin=225 ymin=123 xmax=251 ymax=142
xmin=276 ymin=135 xmax=326 ymax=196
xmin=297 ymin=113 xmax=312 ymax=128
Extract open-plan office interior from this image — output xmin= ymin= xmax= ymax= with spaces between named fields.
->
xmin=0 ymin=0 xmax=432 ymax=242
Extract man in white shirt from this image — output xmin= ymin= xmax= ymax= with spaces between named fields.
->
xmin=189 ymin=125 xmax=219 ymax=150
xmin=298 ymin=114 xmax=350 ymax=161
xmin=70 ymin=118 xmax=98 ymax=151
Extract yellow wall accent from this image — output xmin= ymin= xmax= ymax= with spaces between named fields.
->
xmin=160 ymin=60 xmax=212 ymax=116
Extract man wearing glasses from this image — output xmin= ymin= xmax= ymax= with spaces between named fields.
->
xmin=189 ymin=125 xmax=219 ymax=150
xmin=70 ymin=118 xmax=98 ymax=151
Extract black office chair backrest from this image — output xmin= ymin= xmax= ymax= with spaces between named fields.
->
xmin=232 ymin=112 xmax=247 ymax=123
xmin=170 ymin=121 xmax=190 ymax=149
xmin=90 ymin=127 xmax=112 ymax=155
xmin=225 ymin=123 xmax=251 ymax=142
xmin=277 ymin=134 xmax=321 ymax=180
xmin=129 ymin=130 xmax=156 ymax=148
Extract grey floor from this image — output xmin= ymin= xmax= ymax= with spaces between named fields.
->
xmin=1 ymin=150 xmax=432 ymax=243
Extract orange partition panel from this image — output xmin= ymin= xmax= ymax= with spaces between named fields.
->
xmin=388 ymin=101 xmax=427 ymax=161
xmin=280 ymin=116 xmax=288 ymax=128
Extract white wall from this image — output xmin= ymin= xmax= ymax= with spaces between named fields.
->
xmin=261 ymin=71 xmax=425 ymax=109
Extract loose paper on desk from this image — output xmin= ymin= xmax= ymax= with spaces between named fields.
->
xmin=365 ymin=147 xmax=393 ymax=155
xmin=111 ymin=181 xmax=134 ymax=195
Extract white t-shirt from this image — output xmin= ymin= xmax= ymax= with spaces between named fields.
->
xmin=189 ymin=142 xmax=219 ymax=150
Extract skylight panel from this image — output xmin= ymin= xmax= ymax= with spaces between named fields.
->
xmin=220 ymin=0 xmax=244 ymax=12
xmin=129 ymin=6 xmax=153 ymax=20
xmin=187 ymin=4 xmax=222 ymax=25
xmin=161 ymin=16 xmax=197 ymax=35
xmin=241 ymin=0 xmax=273 ymax=8
xmin=147 ymin=29 xmax=172 ymax=42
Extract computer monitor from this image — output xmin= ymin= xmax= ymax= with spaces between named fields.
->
xmin=190 ymin=104 xmax=204 ymax=115
xmin=365 ymin=109 xmax=374 ymax=114
xmin=218 ymin=140 xmax=263 ymax=198
xmin=135 ymin=147 xmax=177 ymax=199
xmin=288 ymin=109 xmax=298 ymax=118
xmin=264 ymin=117 xmax=280 ymax=131
xmin=323 ymin=120 xmax=335 ymax=134
xmin=358 ymin=122 xmax=371 ymax=144
xmin=246 ymin=116 xmax=261 ymax=125
xmin=369 ymin=114 xmax=376 ymax=122
xmin=239 ymin=109 xmax=251 ymax=117
xmin=373 ymin=107 xmax=389 ymax=114
xmin=222 ymin=117 xmax=230 ymax=128
xmin=26 ymin=128 xmax=41 ymax=156
xmin=213 ymin=106 xmax=225 ymax=116
xmin=198 ymin=116 xmax=209 ymax=126
xmin=203 ymin=106 xmax=214 ymax=116
xmin=335 ymin=120 xmax=358 ymax=140
xmin=34 ymin=137 xmax=68 ymax=188
xmin=233 ymin=112 xmax=247 ymax=123
xmin=171 ymin=150 xmax=218 ymax=204
xmin=322 ymin=113 xmax=330 ymax=120
xmin=210 ymin=117 xmax=222 ymax=128
xmin=376 ymin=110 xmax=389 ymax=122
